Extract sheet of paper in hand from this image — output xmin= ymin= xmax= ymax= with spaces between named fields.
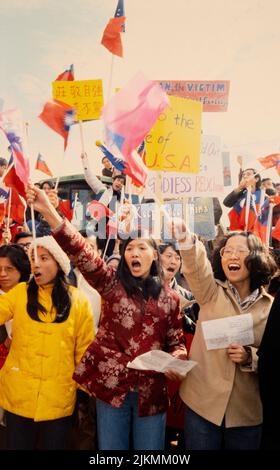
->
xmin=127 ymin=350 xmax=197 ymax=375
xmin=201 ymin=313 xmax=254 ymax=350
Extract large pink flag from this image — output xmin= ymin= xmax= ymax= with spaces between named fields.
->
xmin=102 ymin=72 xmax=169 ymax=186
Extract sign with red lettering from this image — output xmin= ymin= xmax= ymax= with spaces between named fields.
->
xmin=159 ymin=80 xmax=230 ymax=112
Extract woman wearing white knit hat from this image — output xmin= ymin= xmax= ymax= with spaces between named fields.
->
xmin=0 ymin=236 xmax=94 ymax=450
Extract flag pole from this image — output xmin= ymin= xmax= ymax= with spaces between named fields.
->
xmin=78 ymin=120 xmax=86 ymax=155
xmin=72 ymin=191 xmax=78 ymax=218
xmin=6 ymin=187 xmax=12 ymax=230
xmin=24 ymin=121 xmax=38 ymax=262
xmin=244 ymin=188 xmax=251 ymax=232
xmin=30 ymin=204 xmax=38 ymax=263
xmin=107 ymin=55 xmax=115 ymax=103
xmin=54 ymin=142 xmax=65 ymax=190
xmin=259 ymin=189 xmax=266 ymax=215
xmin=102 ymin=235 xmax=111 ymax=260
xmin=266 ymin=202 xmax=274 ymax=247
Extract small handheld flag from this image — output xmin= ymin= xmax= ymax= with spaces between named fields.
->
xmin=96 ymin=140 xmax=126 ymax=172
xmin=258 ymin=153 xmax=280 ymax=176
xmin=55 ymin=64 xmax=74 ymax=81
xmin=39 ymin=100 xmax=75 ymax=150
xmin=101 ymin=1 xmax=126 ymax=57
xmin=35 ymin=153 xmax=53 ymax=177
xmin=114 ymin=0 xmax=125 ymax=31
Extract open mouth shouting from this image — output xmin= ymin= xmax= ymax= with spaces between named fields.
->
xmin=130 ymin=260 xmax=142 ymax=274
xmin=33 ymin=271 xmax=43 ymax=282
xmin=228 ymin=263 xmax=241 ymax=272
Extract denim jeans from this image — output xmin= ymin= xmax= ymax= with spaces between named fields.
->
xmin=96 ymin=392 xmax=166 ymax=450
xmin=184 ymin=407 xmax=262 ymax=450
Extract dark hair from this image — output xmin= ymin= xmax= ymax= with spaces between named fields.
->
xmin=212 ymin=232 xmax=277 ymax=290
xmin=112 ymin=174 xmax=126 ymax=183
xmin=0 ymin=244 xmax=31 ymax=282
xmin=0 ymin=158 xmax=7 ymax=166
xmin=265 ymin=188 xmax=276 ymax=196
xmin=40 ymin=181 xmax=54 ymax=190
xmin=102 ymin=156 xmax=110 ymax=163
xmin=13 ymin=232 xmax=32 ymax=243
xmin=117 ymin=236 xmax=162 ymax=299
xmin=242 ymin=168 xmax=261 ymax=190
xmin=158 ymin=242 xmax=182 ymax=274
xmin=158 ymin=241 xmax=181 ymax=258
xmin=27 ymin=271 xmax=72 ymax=323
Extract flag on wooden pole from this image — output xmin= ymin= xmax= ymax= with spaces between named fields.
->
xmin=35 ymin=153 xmax=53 ymax=177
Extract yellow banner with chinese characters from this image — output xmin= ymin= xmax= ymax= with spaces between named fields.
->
xmin=52 ymin=79 xmax=104 ymax=121
xmin=144 ymin=95 xmax=202 ymax=173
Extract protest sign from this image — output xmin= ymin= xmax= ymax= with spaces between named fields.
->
xmin=52 ymin=79 xmax=103 ymax=121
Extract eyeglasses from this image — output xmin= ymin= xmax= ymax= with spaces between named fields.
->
xmin=220 ymin=247 xmax=250 ymax=258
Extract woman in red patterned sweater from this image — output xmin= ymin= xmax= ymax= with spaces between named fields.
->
xmin=26 ymin=183 xmax=187 ymax=451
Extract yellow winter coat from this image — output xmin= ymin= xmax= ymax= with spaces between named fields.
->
xmin=0 ymin=282 xmax=94 ymax=421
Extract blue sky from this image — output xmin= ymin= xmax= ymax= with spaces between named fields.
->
xmin=1 ymin=0 xmax=280 ymax=180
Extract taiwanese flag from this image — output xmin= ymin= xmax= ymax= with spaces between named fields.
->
xmin=35 ymin=153 xmax=53 ymax=177
xmin=1 ymin=129 xmax=30 ymax=189
xmin=96 ymin=140 xmax=126 ymax=172
xmin=258 ymin=153 xmax=280 ymax=176
xmin=101 ymin=17 xmax=125 ymax=57
xmin=137 ymin=140 xmax=146 ymax=161
xmin=3 ymin=159 xmax=26 ymax=199
xmin=58 ymin=199 xmax=73 ymax=221
xmin=272 ymin=217 xmax=280 ymax=241
xmin=253 ymin=198 xmax=270 ymax=242
xmin=0 ymin=188 xmax=8 ymax=224
xmin=101 ymin=1 xmax=125 ymax=58
xmin=228 ymin=189 xmax=261 ymax=231
xmin=114 ymin=0 xmax=125 ymax=31
xmin=39 ymin=100 xmax=75 ymax=150
xmin=87 ymin=200 xmax=114 ymax=221
xmin=6 ymin=189 xmax=26 ymax=224
xmin=55 ymin=64 xmax=74 ymax=81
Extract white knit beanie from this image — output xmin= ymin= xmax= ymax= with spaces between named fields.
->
xmin=29 ymin=236 xmax=71 ymax=276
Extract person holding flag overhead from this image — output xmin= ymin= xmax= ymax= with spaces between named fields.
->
xmin=81 ymin=151 xmax=126 ymax=257
xmin=223 ymin=167 xmax=262 ymax=231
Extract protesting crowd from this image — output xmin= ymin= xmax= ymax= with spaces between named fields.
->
xmin=0 ymin=151 xmax=280 ymax=452
xmin=1 ymin=0 xmax=280 ymax=455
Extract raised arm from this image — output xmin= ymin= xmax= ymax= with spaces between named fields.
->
xmin=81 ymin=152 xmax=105 ymax=194
xmin=26 ymin=184 xmax=117 ymax=296
xmin=171 ymin=218 xmax=217 ymax=305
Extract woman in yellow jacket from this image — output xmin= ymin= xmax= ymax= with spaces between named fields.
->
xmin=0 ymin=236 xmax=94 ymax=450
